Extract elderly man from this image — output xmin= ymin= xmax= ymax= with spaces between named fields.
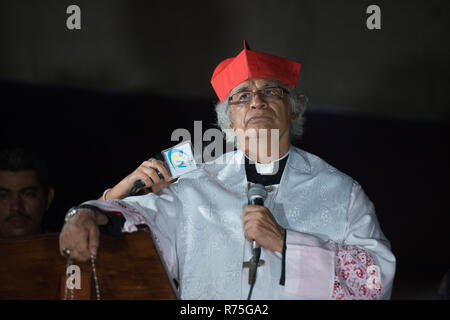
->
xmin=59 ymin=42 xmax=396 ymax=299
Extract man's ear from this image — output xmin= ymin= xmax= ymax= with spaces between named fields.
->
xmin=46 ymin=187 xmax=55 ymax=210
xmin=290 ymin=111 xmax=299 ymax=122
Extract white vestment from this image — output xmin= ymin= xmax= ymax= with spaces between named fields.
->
xmin=84 ymin=145 xmax=396 ymax=299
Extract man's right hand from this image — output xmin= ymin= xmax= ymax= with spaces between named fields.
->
xmin=103 ymin=158 xmax=172 ymax=200
xmin=59 ymin=209 xmax=101 ymax=262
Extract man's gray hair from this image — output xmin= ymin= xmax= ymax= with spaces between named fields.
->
xmin=215 ymin=84 xmax=308 ymax=143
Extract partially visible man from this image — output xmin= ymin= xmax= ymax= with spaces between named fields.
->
xmin=0 ymin=148 xmax=54 ymax=238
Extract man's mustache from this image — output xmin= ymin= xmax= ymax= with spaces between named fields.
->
xmin=6 ymin=211 xmax=32 ymax=221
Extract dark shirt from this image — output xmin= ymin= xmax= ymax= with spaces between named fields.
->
xmin=245 ymin=154 xmax=288 ymax=186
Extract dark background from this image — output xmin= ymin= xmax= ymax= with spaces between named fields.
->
xmin=0 ymin=0 xmax=449 ymax=299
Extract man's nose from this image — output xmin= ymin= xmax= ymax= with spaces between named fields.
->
xmin=250 ymin=92 xmax=267 ymax=109
xmin=9 ymin=194 xmax=24 ymax=212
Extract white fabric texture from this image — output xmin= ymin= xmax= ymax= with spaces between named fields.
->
xmin=83 ymin=145 xmax=396 ymax=299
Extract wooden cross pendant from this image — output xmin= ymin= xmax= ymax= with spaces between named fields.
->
xmin=242 ymin=257 xmax=265 ymax=285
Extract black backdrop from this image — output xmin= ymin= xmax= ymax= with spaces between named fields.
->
xmin=1 ymin=0 xmax=449 ymax=300
xmin=1 ymin=80 xmax=448 ymax=299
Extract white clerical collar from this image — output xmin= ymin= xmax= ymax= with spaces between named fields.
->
xmin=244 ymin=151 xmax=290 ymax=175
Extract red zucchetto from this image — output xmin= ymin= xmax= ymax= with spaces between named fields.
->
xmin=211 ymin=41 xmax=302 ymax=101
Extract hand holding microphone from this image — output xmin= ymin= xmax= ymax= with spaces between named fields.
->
xmin=104 ymin=157 xmax=173 ymax=200
xmin=247 ymin=184 xmax=267 ymax=260
xmin=244 ymin=184 xmax=285 ymax=299
xmin=242 ymin=184 xmax=285 ymax=254
xmin=102 ymin=141 xmax=197 ymax=200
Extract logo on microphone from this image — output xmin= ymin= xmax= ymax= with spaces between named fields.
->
xmin=167 ymin=148 xmax=194 ymax=170
xmin=162 ymin=141 xmax=197 ymax=178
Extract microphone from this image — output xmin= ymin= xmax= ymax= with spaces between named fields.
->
xmin=248 ymin=183 xmax=268 ymax=253
xmin=246 ymin=184 xmax=267 ymax=300
xmin=129 ymin=141 xmax=198 ymax=196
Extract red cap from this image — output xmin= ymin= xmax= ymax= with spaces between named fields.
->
xmin=211 ymin=41 xmax=301 ymax=101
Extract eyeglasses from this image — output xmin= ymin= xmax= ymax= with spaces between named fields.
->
xmin=228 ymin=87 xmax=287 ymax=106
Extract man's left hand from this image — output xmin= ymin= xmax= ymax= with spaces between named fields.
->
xmin=242 ymin=205 xmax=285 ymax=253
